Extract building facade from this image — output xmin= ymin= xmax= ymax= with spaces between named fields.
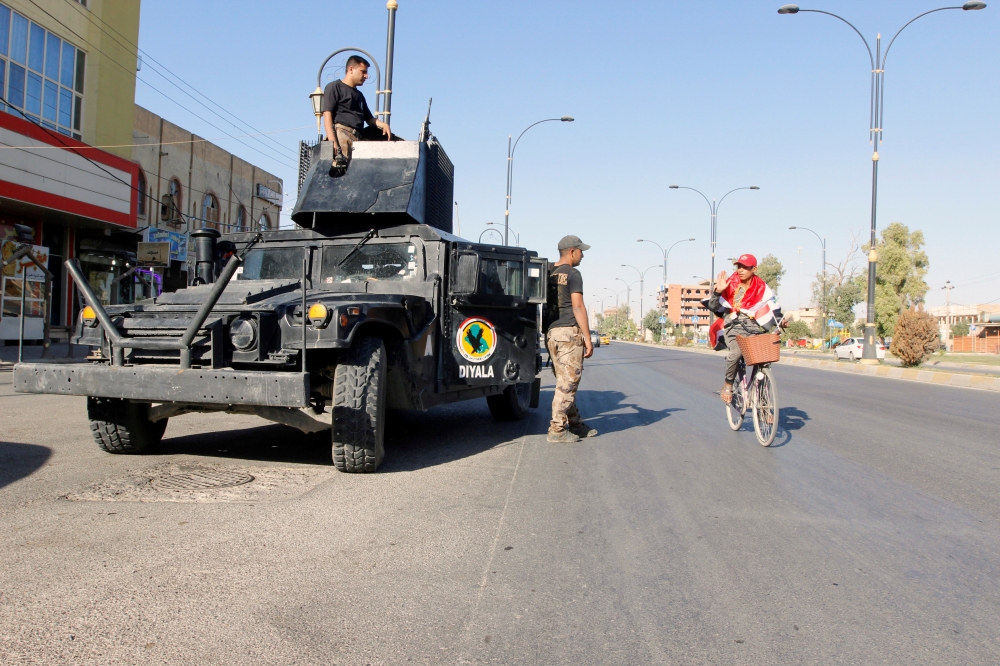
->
xmin=657 ymin=281 xmax=712 ymax=331
xmin=1 ymin=0 xmax=283 ymax=341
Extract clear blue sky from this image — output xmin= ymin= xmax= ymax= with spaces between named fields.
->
xmin=137 ymin=1 xmax=998 ymax=314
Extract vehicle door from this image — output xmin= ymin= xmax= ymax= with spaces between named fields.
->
xmin=444 ymin=247 xmax=547 ymax=390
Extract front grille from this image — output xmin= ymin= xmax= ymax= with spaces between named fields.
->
xmin=120 ymin=317 xmax=222 ymax=368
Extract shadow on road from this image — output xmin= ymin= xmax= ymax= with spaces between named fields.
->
xmin=764 ymin=406 xmax=810 ymax=448
xmin=153 ymin=399 xmax=535 ymax=472
xmin=574 ymin=389 xmax=682 ymax=435
xmin=0 ymin=441 xmax=52 ymax=490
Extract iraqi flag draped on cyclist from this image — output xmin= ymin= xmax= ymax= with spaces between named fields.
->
xmin=708 ymin=272 xmax=782 ymax=347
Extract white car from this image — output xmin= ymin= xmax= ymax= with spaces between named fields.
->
xmin=835 ymin=337 xmax=886 ymax=361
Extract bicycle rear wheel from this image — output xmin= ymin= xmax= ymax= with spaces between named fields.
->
xmin=726 ymin=369 xmax=745 ymax=431
xmin=752 ymin=367 xmax=778 ymax=446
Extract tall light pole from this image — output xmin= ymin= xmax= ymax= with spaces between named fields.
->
xmin=622 ymin=264 xmax=661 ymax=336
xmin=778 ymin=1 xmax=987 ymax=361
xmin=669 ymin=185 xmax=759 ymax=282
xmin=615 ymin=278 xmax=639 ymax=319
xmin=789 ymin=226 xmax=827 ymax=343
xmin=504 ymin=116 xmax=574 ymax=246
xmin=638 ymin=237 xmax=697 ymax=288
xmin=590 ymin=295 xmax=606 ymax=328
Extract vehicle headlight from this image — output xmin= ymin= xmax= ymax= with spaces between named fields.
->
xmin=307 ymin=303 xmax=332 ymax=328
xmin=229 ymin=317 xmax=257 ymax=350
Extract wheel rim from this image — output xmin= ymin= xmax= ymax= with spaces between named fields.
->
xmin=752 ymin=371 xmax=777 ymax=446
xmin=726 ymin=384 xmax=744 ymax=430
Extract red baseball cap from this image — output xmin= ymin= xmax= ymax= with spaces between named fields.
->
xmin=734 ymin=254 xmax=757 ymax=268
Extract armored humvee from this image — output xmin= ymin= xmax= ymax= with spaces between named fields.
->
xmin=13 ymin=11 xmax=548 ymax=473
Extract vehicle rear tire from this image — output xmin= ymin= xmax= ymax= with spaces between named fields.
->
xmin=752 ymin=368 xmax=778 ymax=447
xmin=332 ymin=336 xmax=387 ymax=473
xmin=487 ymin=382 xmax=532 ymax=421
xmin=726 ymin=381 xmax=744 ymax=431
xmin=87 ymin=397 xmax=167 ymax=454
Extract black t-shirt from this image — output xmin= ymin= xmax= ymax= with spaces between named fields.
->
xmin=322 ymin=80 xmax=373 ymax=132
xmin=549 ymin=264 xmax=584 ymax=329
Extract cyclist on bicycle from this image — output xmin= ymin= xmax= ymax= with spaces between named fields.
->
xmin=707 ymin=254 xmax=783 ymax=404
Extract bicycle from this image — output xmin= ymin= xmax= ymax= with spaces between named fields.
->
xmin=725 ymin=335 xmax=780 ymax=447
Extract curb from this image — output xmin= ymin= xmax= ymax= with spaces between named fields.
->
xmin=616 ymin=340 xmax=1000 ymax=393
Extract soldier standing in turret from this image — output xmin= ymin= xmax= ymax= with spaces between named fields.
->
xmin=322 ymin=55 xmax=392 ymax=164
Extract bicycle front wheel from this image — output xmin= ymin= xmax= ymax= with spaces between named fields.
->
xmin=752 ymin=367 xmax=778 ymax=447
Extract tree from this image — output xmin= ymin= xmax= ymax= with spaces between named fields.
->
xmin=891 ymin=308 xmax=939 ymax=367
xmin=642 ymin=308 xmax=667 ymax=341
xmin=756 ymin=254 xmax=785 ymax=294
xmin=811 ymin=232 xmax=866 ymax=334
xmin=781 ymin=319 xmax=812 ymax=343
xmin=951 ymin=321 xmax=970 ymax=338
xmin=863 ymin=222 xmax=929 ymax=338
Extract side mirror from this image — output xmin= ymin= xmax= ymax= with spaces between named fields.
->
xmin=451 ymin=251 xmax=479 ymax=295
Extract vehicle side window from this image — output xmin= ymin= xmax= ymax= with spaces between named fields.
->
xmin=479 ymin=258 xmax=522 ymax=297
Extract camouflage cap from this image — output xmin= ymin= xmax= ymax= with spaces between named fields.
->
xmin=557 ymin=235 xmax=591 ymax=251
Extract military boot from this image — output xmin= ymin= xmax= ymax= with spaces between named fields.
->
xmin=569 ymin=422 xmax=598 ymax=439
xmin=547 ymin=429 xmax=581 ymax=443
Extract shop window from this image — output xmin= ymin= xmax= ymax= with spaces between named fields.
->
xmin=137 ymin=170 xmax=147 ymax=217
xmin=201 ymin=193 xmax=219 ymax=229
xmin=0 ymin=6 xmax=83 ymax=138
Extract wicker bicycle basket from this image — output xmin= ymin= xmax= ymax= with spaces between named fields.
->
xmin=735 ymin=333 xmax=781 ymax=365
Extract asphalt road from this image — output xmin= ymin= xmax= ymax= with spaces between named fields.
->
xmin=2 ymin=343 xmax=999 ymax=665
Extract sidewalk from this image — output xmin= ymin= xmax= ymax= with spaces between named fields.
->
xmin=0 ymin=341 xmax=89 ymax=366
xmin=620 ymin=340 xmax=1000 ymax=393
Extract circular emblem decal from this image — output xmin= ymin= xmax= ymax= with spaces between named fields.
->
xmin=456 ymin=317 xmax=497 ymax=363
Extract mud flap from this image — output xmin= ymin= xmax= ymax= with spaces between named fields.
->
xmin=529 ymin=377 xmax=541 ymax=408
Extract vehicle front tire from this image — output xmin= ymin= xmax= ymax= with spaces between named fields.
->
xmin=87 ymin=397 xmax=167 ymax=454
xmin=332 ymin=336 xmax=387 ymax=473
xmin=487 ymin=382 xmax=532 ymax=421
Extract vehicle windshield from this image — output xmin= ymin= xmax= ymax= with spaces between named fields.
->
xmin=321 ymin=243 xmax=418 ymax=283
xmin=238 ymin=247 xmax=304 ymax=281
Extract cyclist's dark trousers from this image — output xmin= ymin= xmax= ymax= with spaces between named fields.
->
xmin=724 ymin=317 xmax=765 ymax=383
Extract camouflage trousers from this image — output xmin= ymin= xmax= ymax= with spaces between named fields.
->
xmin=333 ymin=123 xmax=357 ymax=164
xmin=546 ymin=325 xmax=585 ymax=433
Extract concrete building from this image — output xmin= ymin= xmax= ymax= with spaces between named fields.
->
xmin=657 ymin=281 xmax=712 ymax=331
xmin=785 ymin=307 xmax=819 ymax=331
xmin=1 ymin=0 xmax=283 ymax=342
xmin=928 ymin=304 xmax=1000 ymax=352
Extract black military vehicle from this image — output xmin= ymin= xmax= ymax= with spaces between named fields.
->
xmin=12 ymin=5 xmax=548 ymax=473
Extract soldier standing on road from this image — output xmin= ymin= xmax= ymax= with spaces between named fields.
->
xmin=321 ymin=55 xmax=392 ymax=164
xmin=545 ymin=236 xmax=598 ymax=443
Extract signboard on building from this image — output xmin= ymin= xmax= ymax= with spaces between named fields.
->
xmin=144 ymin=228 xmax=188 ymax=262
xmin=137 ymin=242 xmax=170 ymax=267
xmin=255 ymin=183 xmax=282 ymax=206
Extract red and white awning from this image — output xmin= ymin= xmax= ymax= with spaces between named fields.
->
xmin=0 ymin=112 xmax=137 ymax=228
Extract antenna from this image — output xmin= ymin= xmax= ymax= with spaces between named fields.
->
xmin=383 ymin=1 xmax=398 ymax=129
xmin=419 ymin=98 xmax=433 ymax=142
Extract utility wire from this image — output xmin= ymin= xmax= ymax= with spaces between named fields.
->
xmin=59 ymin=0 xmax=295 ymax=157
xmin=23 ymin=0 xmax=296 ymax=170
xmin=0 ymin=125 xmax=312 ymax=150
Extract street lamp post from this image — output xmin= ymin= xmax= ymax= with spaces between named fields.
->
xmin=478 ymin=228 xmax=504 ymax=244
xmin=590 ymin=295 xmax=606 ymax=329
xmin=638 ymin=237 xmax=697 ymax=288
xmin=504 ymin=116 xmax=574 ymax=246
xmin=789 ymin=226 xmax=827 ymax=344
xmin=778 ymin=1 xmax=986 ymax=361
xmin=486 ymin=221 xmax=518 ymax=246
xmin=669 ymin=185 xmax=759 ymax=282
xmin=604 ymin=287 xmax=625 ymax=311
xmin=621 ymin=264 xmax=661 ymax=337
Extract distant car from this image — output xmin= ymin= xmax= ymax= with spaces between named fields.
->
xmin=590 ymin=330 xmax=601 ymax=348
xmin=600 ymin=335 xmax=610 ymax=345
xmin=835 ymin=337 xmax=886 ymax=361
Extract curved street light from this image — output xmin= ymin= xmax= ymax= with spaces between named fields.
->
xmin=478 ymin=228 xmax=504 ymax=244
xmin=621 ymin=264 xmax=661 ymax=335
xmin=486 ymin=221 xmax=518 ymax=246
xmin=504 ymin=116 xmax=574 ymax=245
xmin=604 ymin=286 xmax=625 ymax=310
xmin=668 ymin=185 xmax=759 ymax=281
xmin=778 ymin=2 xmax=986 ymax=361
xmin=789 ymin=225 xmax=828 ymax=343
